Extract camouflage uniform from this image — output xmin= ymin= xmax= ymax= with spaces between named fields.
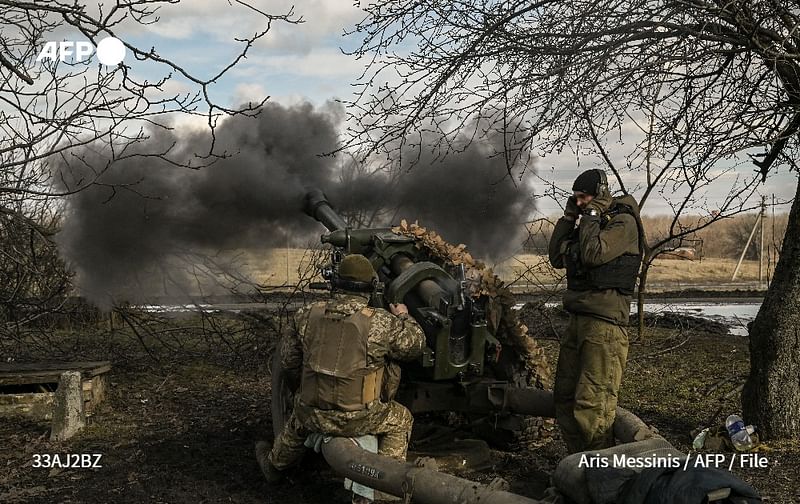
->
xmin=269 ymin=293 xmax=426 ymax=469
xmin=548 ymin=194 xmax=642 ymax=453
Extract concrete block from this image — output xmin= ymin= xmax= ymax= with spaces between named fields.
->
xmin=50 ymin=371 xmax=85 ymax=441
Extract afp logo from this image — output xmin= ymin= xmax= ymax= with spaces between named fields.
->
xmin=37 ymin=37 xmax=126 ymax=66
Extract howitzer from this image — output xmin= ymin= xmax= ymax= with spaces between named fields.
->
xmin=304 ymin=188 xmax=501 ymax=382
xmin=271 ymin=189 xmax=541 ymax=449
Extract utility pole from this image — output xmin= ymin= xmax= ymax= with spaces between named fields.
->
xmin=732 ymin=198 xmax=766 ymax=282
xmin=759 ymin=195 xmax=765 ymax=286
xmin=770 ymin=193 xmax=776 ymax=286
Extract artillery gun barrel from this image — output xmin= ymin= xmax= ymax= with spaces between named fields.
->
xmin=304 ymin=189 xmax=347 ymax=231
xmin=304 ymin=188 xmax=452 ymax=308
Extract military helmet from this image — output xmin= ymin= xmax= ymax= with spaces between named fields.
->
xmin=338 ymin=254 xmax=377 ymax=283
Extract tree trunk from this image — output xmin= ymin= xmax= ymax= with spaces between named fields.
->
xmin=742 ymin=176 xmax=800 ymax=439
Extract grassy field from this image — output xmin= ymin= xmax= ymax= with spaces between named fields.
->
xmin=497 ymin=254 xmax=768 ymax=286
xmin=240 ymin=248 xmax=324 ymax=286
xmin=241 ymin=248 xmax=770 ymax=289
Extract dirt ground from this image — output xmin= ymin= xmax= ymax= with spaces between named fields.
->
xmin=2 ymin=306 xmax=799 ymax=504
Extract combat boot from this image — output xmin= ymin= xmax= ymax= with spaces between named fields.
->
xmin=255 ymin=440 xmax=284 ymax=483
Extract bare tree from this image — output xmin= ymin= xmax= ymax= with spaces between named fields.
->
xmin=345 ymin=0 xmax=800 ymax=438
xmin=1 ymin=1 xmax=298 ymax=188
xmin=0 ymin=1 xmax=299 ymax=341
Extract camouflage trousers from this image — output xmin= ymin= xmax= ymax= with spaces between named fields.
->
xmin=554 ymin=314 xmax=629 ymax=454
xmin=269 ymin=398 xmax=414 ymax=470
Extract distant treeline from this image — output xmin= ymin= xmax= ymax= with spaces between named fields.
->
xmin=524 ymin=212 xmax=789 ymax=260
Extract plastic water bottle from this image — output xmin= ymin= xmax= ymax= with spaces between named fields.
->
xmin=725 ymin=414 xmax=754 ymax=451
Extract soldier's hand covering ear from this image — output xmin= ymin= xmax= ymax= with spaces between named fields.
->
xmin=564 ymin=196 xmax=580 ymax=220
xmin=585 ymin=185 xmax=613 ymax=215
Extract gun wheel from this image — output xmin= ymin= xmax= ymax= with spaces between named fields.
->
xmin=270 ymin=350 xmax=294 ymax=438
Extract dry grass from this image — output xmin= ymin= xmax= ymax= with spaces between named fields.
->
xmin=645 ymin=257 xmax=764 ymax=283
xmin=497 ymin=254 xmax=766 ymax=285
xmin=240 ymin=248 xmax=323 ymax=286
xmin=241 ymin=248 xmax=770 ymax=289
xmin=231 ymin=212 xmax=787 ymax=290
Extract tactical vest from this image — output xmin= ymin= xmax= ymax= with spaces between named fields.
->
xmin=565 ymin=203 xmax=642 ymax=296
xmin=300 ymin=303 xmax=385 ymax=411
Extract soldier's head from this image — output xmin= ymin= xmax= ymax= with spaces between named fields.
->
xmin=572 ymin=169 xmax=608 ymax=208
xmin=335 ymin=254 xmax=378 ymax=293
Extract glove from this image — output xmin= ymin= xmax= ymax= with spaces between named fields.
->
xmin=584 ymin=185 xmax=612 ymax=215
xmin=564 ymin=196 xmax=580 ymax=220
xmin=303 ymin=432 xmax=331 ymax=453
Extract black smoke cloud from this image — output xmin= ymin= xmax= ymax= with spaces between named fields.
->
xmin=331 ymin=142 xmax=535 ymax=260
xmin=55 ymin=102 xmax=535 ymax=305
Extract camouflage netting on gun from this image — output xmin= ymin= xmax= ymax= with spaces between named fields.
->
xmin=392 ymin=220 xmax=552 ymax=390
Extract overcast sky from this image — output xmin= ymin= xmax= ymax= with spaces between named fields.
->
xmin=117 ymin=1 xmax=797 ymax=218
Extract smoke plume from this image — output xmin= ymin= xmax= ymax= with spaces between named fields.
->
xmin=55 ymin=102 xmax=535 ymax=305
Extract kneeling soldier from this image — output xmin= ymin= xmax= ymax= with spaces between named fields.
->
xmin=256 ymin=254 xmax=426 ymax=483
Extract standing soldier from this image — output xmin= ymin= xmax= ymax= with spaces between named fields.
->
xmin=256 ymin=253 xmax=426 ymax=485
xmin=548 ymin=169 xmax=643 ymax=453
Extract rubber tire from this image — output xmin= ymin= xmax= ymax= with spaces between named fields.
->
xmin=270 ymin=350 xmax=294 ymax=439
